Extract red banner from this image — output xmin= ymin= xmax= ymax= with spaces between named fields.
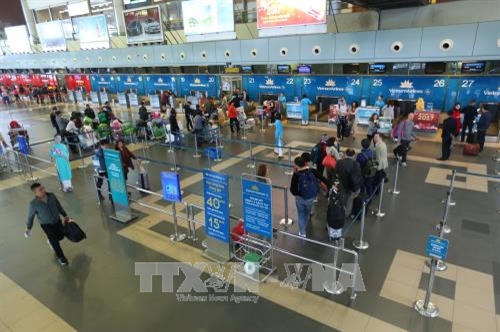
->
xmin=257 ymin=0 xmax=327 ymax=29
xmin=413 ymin=111 xmax=440 ymax=133
xmin=65 ymin=75 xmax=90 ymax=92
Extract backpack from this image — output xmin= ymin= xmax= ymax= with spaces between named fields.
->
xmin=361 ymin=152 xmax=378 ymax=178
xmin=98 ymin=111 xmax=108 ymax=124
xmin=310 ymin=143 xmax=324 ymax=165
xmin=298 ymin=170 xmax=319 ymax=199
xmin=327 ymin=189 xmax=345 ymax=230
xmin=64 ymin=220 xmax=87 ymax=242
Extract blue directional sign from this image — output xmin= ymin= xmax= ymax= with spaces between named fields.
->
xmin=242 ymin=178 xmax=273 ymax=239
xmin=161 ymin=171 xmax=181 ymax=202
xmin=425 ymin=235 xmax=449 ymax=260
xmin=203 ymin=169 xmax=230 ymax=243
xmin=104 ymin=149 xmax=129 ymax=207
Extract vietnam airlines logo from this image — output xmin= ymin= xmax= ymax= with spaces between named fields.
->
xmin=251 ymin=185 xmax=259 ymax=191
xmin=158 ymin=77 xmax=163 ymax=83
xmin=325 ymin=79 xmax=336 ymax=87
xmin=400 ymin=80 xmax=414 ymax=88
xmin=100 ymin=77 xmax=105 ymax=82
xmin=127 ymin=77 xmax=132 ymax=83
xmin=265 ymin=78 xmax=274 ymax=86
xmin=194 ymin=78 xmax=201 ymax=84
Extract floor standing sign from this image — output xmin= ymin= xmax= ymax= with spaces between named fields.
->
xmin=203 ymin=169 xmax=231 ymax=262
xmin=242 ymin=177 xmax=273 ymax=239
xmin=161 ymin=171 xmax=185 ymax=241
xmin=104 ymin=148 xmax=135 ymax=223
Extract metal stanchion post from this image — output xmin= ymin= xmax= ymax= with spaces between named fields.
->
xmin=77 ymin=144 xmax=88 ymax=169
xmin=13 ymin=150 xmax=23 ymax=173
xmin=246 ymin=141 xmax=255 ymax=169
xmin=323 ymin=238 xmax=345 ymax=294
xmin=170 ymin=202 xmax=186 ymax=242
xmin=280 ymin=186 xmax=293 ymax=227
xmin=166 ymin=126 xmax=173 ymax=153
xmin=193 ymin=134 xmax=201 ymax=158
xmin=218 ymin=128 xmax=224 ymax=148
xmin=93 ymin=173 xmax=102 ymax=205
xmin=437 ymin=170 xmax=455 ymax=234
xmin=414 ymin=258 xmax=439 ymax=317
xmin=214 ymin=135 xmax=222 ymax=162
xmin=440 ymin=170 xmax=456 ymax=207
xmin=171 ymin=148 xmax=180 ymax=171
xmin=388 ymin=159 xmax=401 ymax=195
xmin=241 ymin=122 xmax=247 ymax=140
xmin=260 ymin=114 xmax=266 ymax=133
xmin=284 ymin=146 xmax=293 ymax=176
xmin=373 ymin=180 xmax=386 ymax=218
xmin=353 ymin=202 xmax=369 ymax=250
xmin=23 ymin=155 xmax=38 ymax=182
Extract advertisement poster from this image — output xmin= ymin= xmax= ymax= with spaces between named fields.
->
xmin=161 ymin=172 xmax=182 ymax=202
xmin=182 ymin=0 xmax=234 ymax=35
xmin=123 ymin=5 xmax=163 ymax=44
xmin=242 ymin=178 xmax=273 ymax=239
xmin=257 ymin=0 xmax=327 ymax=29
xmin=369 ymin=76 xmax=448 ymax=111
xmin=5 ymin=25 xmax=32 ymax=53
xmin=203 ymin=169 xmax=230 ymax=243
xmin=144 ymin=75 xmax=176 ymax=94
xmin=413 ymin=111 xmax=440 ymax=132
xmin=65 ymin=75 xmax=91 ymax=92
xmin=243 ymin=75 xmax=296 ymax=102
xmin=299 ymin=76 xmax=362 ymax=102
xmin=356 ymin=107 xmax=379 ymax=126
xmin=73 ymin=15 xmax=110 ymax=49
xmin=116 ymin=75 xmax=146 ymax=95
xmin=178 ymin=75 xmax=218 ymax=98
xmin=90 ymin=75 xmax=117 ymax=93
xmin=37 ymin=21 xmax=66 ymax=52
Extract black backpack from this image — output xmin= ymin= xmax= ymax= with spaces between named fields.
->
xmin=310 ymin=143 xmax=325 ymax=165
xmin=327 ymin=188 xmax=345 ymax=230
xmin=64 ymin=221 xmax=87 ymax=242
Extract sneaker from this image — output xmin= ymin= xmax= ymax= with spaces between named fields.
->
xmin=298 ymin=232 xmax=307 ymax=238
xmin=401 ymin=162 xmax=408 ymax=167
xmin=47 ymin=239 xmax=54 ymax=253
xmin=58 ymin=257 xmax=69 ymax=266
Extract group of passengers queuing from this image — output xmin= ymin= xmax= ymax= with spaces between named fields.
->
xmin=1 ymin=84 xmax=67 ymax=105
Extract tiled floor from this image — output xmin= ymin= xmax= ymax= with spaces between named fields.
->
xmin=1 ymin=103 xmax=500 ymax=331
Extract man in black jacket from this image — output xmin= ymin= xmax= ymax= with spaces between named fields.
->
xmin=335 ymin=149 xmax=364 ymax=218
xmin=84 ymin=104 xmax=96 ymax=119
xmin=437 ymin=111 xmax=457 ymax=161
xmin=138 ymin=101 xmax=149 ymax=122
xmin=460 ymin=99 xmax=477 ymax=142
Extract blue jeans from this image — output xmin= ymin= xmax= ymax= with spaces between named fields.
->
xmin=295 ymin=196 xmax=315 ymax=235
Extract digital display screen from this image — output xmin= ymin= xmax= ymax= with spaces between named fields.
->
xmin=277 ymin=65 xmax=291 ymax=74
xmin=257 ymin=0 xmax=327 ymax=29
xmin=461 ymin=62 xmax=485 ymax=73
xmin=68 ymin=1 xmax=90 ymax=17
xmin=370 ymin=63 xmax=386 ymax=73
xmin=123 ymin=5 xmax=164 ymax=44
xmin=182 ymin=0 xmax=234 ymax=35
xmin=5 ymin=25 xmax=32 ymax=53
xmin=37 ymin=21 xmax=66 ymax=51
xmin=73 ymin=15 xmax=110 ymax=49
xmin=297 ymin=65 xmax=312 ymax=74
xmin=241 ymin=65 xmax=253 ymax=73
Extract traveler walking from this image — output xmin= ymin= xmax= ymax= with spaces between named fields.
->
xmin=49 ymin=134 xmax=73 ymax=192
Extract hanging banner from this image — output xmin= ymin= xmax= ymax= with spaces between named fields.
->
xmin=243 ymin=75 xmax=296 ymax=103
xmin=178 ymin=75 xmax=218 ymax=98
xmin=104 ymin=149 xmax=133 ymax=222
xmin=144 ymin=75 xmax=176 ymax=94
xmin=73 ymin=15 xmax=110 ymax=49
xmin=242 ymin=177 xmax=273 ymax=239
xmin=90 ymin=75 xmax=117 ymax=93
xmin=298 ymin=76 xmax=362 ymax=102
xmin=203 ymin=169 xmax=230 ymax=243
xmin=369 ymin=76 xmax=449 ymax=111
xmin=116 ymin=75 xmax=146 ymax=95
xmin=161 ymin=172 xmax=182 ymax=202
xmin=37 ymin=21 xmax=67 ymax=52
xmin=256 ymin=0 xmax=327 ymax=29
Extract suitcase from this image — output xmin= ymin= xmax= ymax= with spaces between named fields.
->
xmin=64 ymin=220 xmax=86 ymax=242
xmin=351 ymin=196 xmax=364 ymax=218
xmin=327 ymin=226 xmax=343 ymax=241
xmin=140 ymin=172 xmax=150 ymax=190
xmin=342 ymin=124 xmax=352 ymax=138
xmin=463 ymin=143 xmax=480 ymax=156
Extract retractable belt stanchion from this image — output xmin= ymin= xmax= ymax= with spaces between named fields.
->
xmin=166 ymin=127 xmax=173 ymax=153
xmin=353 ymin=201 xmax=369 ymax=250
xmin=77 ymin=143 xmax=88 ymax=169
xmin=193 ymin=133 xmax=201 ymax=158
xmin=241 ymin=122 xmax=247 ymax=140
xmin=388 ymin=159 xmax=401 ymax=195
xmin=214 ymin=132 xmax=222 ymax=162
xmin=260 ymin=114 xmax=266 ymax=133
xmin=23 ymin=154 xmax=38 ymax=182
xmin=171 ymin=145 xmax=180 ymax=171
xmin=373 ymin=180 xmax=386 ymax=218
xmin=323 ymin=238 xmax=345 ymax=295
xmin=415 ymin=257 xmax=440 ymax=318
xmin=284 ymin=146 xmax=293 ymax=176
xmin=246 ymin=141 xmax=255 ymax=169
xmin=170 ymin=201 xmax=186 ymax=242
xmin=280 ymin=186 xmax=293 ymax=227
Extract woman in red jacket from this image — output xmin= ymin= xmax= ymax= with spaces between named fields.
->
xmin=115 ymin=139 xmax=136 ymax=181
xmin=228 ymin=101 xmax=239 ymax=134
xmin=451 ymin=103 xmax=462 ymax=137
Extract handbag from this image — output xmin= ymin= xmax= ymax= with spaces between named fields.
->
xmin=322 ymin=153 xmax=337 ymax=169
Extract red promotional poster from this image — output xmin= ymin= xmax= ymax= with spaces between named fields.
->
xmin=413 ymin=111 xmax=440 ymax=133
xmin=257 ymin=0 xmax=327 ymax=29
xmin=65 ymin=75 xmax=90 ymax=92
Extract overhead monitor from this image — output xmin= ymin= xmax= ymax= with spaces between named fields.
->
xmin=68 ymin=1 xmax=90 ymax=17
xmin=37 ymin=21 xmax=67 ymax=51
xmin=123 ymin=5 xmax=164 ymax=44
xmin=241 ymin=65 xmax=253 ymax=74
xmin=181 ymin=0 xmax=235 ymax=42
xmin=277 ymin=65 xmax=291 ymax=74
xmin=257 ymin=0 xmax=327 ymax=29
xmin=461 ymin=62 xmax=485 ymax=73
xmin=425 ymin=62 xmax=446 ymax=74
xmin=297 ymin=65 xmax=312 ymax=74
xmin=369 ymin=63 xmax=386 ymax=73
xmin=5 ymin=25 xmax=32 ymax=53
xmin=73 ymin=15 xmax=110 ymax=49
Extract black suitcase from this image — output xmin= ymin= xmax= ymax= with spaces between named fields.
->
xmin=64 ymin=220 xmax=87 ymax=243
xmin=351 ymin=196 xmax=364 ymax=218
xmin=342 ymin=124 xmax=352 ymax=138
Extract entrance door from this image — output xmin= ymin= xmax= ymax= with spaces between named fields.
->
xmin=220 ymin=76 xmax=242 ymax=97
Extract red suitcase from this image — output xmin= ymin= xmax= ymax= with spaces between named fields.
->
xmin=463 ymin=143 xmax=480 ymax=156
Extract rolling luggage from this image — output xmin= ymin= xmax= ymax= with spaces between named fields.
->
xmin=463 ymin=143 xmax=480 ymax=156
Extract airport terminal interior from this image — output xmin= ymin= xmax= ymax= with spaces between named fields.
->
xmin=1 ymin=0 xmax=500 ymax=331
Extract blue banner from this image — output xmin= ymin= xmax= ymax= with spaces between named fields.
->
xmin=90 ymin=75 xmax=117 ymax=93
xmin=298 ymin=76 xmax=363 ymax=102
xmin=203 ymin=169 xmax=230 ymax=243
xmin=115 ymin=75 xmax=145 ymax=95
xmin=17 ymin=136 xmax=28 ymax=155
xmin=104 ymin=149 xmax=129 ymax=207
xmin=456 ymin=77 xmax=500 ymax=107
xmin=178 ymin=75 xmax=219 ymax=98
xmin=369 ymin=76 xmax=449 ymax=111
xmin=243 ymin=75 xmax=296 ymax=102
xmin=242 ymin=178 xmax=273 ymax=239
xmin=161 ymin=171 xmax=181 ymax=202
xmin=144 ymin=75 xmax=177 ymax=94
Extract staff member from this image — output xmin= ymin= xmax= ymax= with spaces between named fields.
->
xmin=437 ymin=110 xmax=457 ymax=161
xmin=25 ymin=183 xmax=71 ymax=266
